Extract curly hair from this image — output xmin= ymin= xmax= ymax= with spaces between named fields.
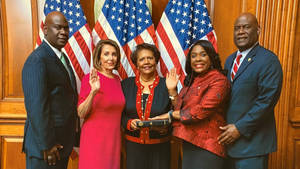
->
xmin=130 ymin=43 xmax=160 ymax=67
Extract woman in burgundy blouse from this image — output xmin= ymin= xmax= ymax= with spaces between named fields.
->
xmin=153 ymin=40 xmax=231 ymax=169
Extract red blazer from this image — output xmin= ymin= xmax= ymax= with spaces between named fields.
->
xmin=173 ymin=69 xmax=230 ymax=157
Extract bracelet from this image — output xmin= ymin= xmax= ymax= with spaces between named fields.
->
xmin=168 ymin=110 xmax=173 ymax=121
xmin=169 ymin=95 xmax=177 ymax=101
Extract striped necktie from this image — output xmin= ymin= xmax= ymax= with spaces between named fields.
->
xmin=231 ymin=54 xmax=242 ymax=81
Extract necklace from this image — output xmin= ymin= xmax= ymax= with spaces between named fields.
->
xmin=140 ymin=75 xmax=155 ymax=83
xmin=135 ymin=73 xmax=159 ymax=120
xmin=141 ymin=93 xmax=149 ymax=119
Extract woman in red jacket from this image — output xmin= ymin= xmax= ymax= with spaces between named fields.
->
xmin=153 ymin=40 xmax=230 ymax=169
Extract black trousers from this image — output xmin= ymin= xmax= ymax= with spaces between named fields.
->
xmin=182 ymin=141 xmax=224 ymax=169
xmin=26 ymin=154 xmax=69 ymax=169
xmin=126 ymin=140 xmax=170 ymax=169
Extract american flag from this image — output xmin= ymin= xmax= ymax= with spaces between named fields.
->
xmin=37 ymin=0 xmax=93 ymax=91
xmin=94 ymin=0 xmax=153 ymax=22
xmin=156 ymin=0 xmax=217 ymax=89
xmin=93 ymin=0 xmax=157 ymax=79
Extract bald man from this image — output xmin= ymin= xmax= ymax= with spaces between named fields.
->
xmin=22 ymin=11 xmax=78 ymax=169
xmin=218 ymin=13 xmax=283 ymax=169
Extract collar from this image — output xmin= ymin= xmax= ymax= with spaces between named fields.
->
xmin=44 ymin=39 xmax=62 ymax=59
xmin=236 ymin=42 xmax=258 ymax=64
xmin=135 ymin=73 xmax=160 ymax=120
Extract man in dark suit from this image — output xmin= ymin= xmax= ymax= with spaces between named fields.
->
xmin=218 ymin=13 xmax=283 ymax=169
xmin=22 ymin=11 xmax=78 ymax=169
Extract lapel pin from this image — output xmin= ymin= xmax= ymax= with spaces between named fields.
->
xmin=248 ymin=58 xmax=252 ymax=62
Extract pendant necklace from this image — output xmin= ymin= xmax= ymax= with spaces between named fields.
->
xmin=135 ymin=73 xmax=159 ymax=120
xmin=141 ymin=93 xmax=149 ymax=119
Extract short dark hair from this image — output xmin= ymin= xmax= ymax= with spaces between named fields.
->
xmin=184 ymin=40 xmax=224 ymax=86
xmin=93 ymin=39 xmax=121 ymax=71
xmin=131 ymin=43 xmax=160 ymax=67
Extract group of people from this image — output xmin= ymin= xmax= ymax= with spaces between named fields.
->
xmin=22 ymin=11 xmax=283 ymax=169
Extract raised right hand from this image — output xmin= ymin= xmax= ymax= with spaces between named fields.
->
xmin=166 ymin=68 xmax=179 ymax=91
xmin=89 ymin=69 xmax=100 ymax=94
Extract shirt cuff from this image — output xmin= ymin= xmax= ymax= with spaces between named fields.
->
xmin=127 ymin=119 xmax=134 ymax=131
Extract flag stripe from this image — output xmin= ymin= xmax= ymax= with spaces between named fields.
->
xmin=64 ymin=42 xmax=85 ymax=80
xmin=134 ymin=35 xmax=145 ymax=45
xmin=93 ymin=21 xmax=107 ymax=44
xmin=73 ymin=26 xmax=91 ymax=67
xmin=67 ymin=35 xmax=90 ymax=76
xmin=206 ymin=31 xmax=217 ymax=52
xmin=157 ymin=22 xmax=185 ymax=85
xmin=157 ymin=13 xmax=187 ymax=75
xmin=122 ymin=43 xmax=137 ymax=75
xmin=79 ymin=24 xmax=93 ymax=64
xmin=157 ymin=33 xmax=183 ymax=89
xmin=140 ymin=26 xmax=156 ymax=45
xmin=37 ymin=22 xmax=44 ymax=46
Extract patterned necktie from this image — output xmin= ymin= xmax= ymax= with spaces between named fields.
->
xmin=231 ymin=54 xmax=242 ymax=81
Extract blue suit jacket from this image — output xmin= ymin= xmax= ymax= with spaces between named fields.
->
xmin=22 ymin=41 xmax=78 ymax=158
xmin=224 ymin=44 xmax=283 ymax=158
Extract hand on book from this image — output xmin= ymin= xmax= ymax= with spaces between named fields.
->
xmin=130 ymin=119 xmax=141 ymax=130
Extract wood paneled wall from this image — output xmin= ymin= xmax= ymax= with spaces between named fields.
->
xmin=0 ymin=0 xmax=300 ymax=169
xmin=0 ymin=0 xmax=35 ymax=168
xmin=256 ymin=0 xmax=299 ymax=168
xmin=288 ymin=1 xmax=300 ymax=169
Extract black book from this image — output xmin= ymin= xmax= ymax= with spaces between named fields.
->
xmin=136 ymin=119 xmax=171 ymax=128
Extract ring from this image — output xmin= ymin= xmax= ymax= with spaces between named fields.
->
xmin=47 ymin=155 xmax=52 ymax=160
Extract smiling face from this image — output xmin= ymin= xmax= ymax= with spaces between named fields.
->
xmin=234 ymin=13 xmax=260 ymax=52
xmin=136 ymin=49 xmax=157 ymax=76
xmin=190 ymin=45 xmax=211 ymax=74
xmin=99 ymin=44 xmax=118 ymax=72
xmin=43 ymin=12 xmax=69 ymax=50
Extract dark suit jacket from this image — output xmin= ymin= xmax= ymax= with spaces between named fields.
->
xmin=22 ymin=41 xmax=78 ymax=158
xmin=224 ymin=44 xmax=283 ymax=158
